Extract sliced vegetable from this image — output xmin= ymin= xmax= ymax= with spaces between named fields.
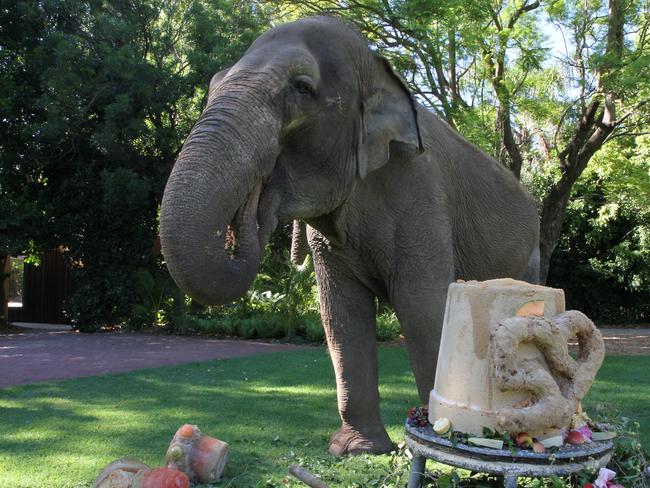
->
xmin=467 ymin=437 xmax=504 ymax=449
xmin=433 ymin=418 xmax=451 ymax=435
xmin=515 ymin=300 xmax=544 ymax=317
xmin=539 ymin=435 xmax=564 ymax=448
xmin=514 ymin=432 xmax=533 ymax=448
xmin=567 ymin=430 xmax=588 ymax=444
xmin=168 ymin=445 xmax=183 ymax=461
xmin=591 ymin=431 xmax=617 ymax=441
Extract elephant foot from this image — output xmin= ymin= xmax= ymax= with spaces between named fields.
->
xmin=328 ymin=424 xmax=394 ymax=456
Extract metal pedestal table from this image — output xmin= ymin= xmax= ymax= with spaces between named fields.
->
xmin=404 ymin=423 xmax=613 ymax=488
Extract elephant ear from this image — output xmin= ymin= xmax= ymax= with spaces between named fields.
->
xmin=356 ymin=54 xmax=423 ymax=179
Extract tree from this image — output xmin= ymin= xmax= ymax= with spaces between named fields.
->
xmin=268 ymin=0 xmax=650 ymax=284
xmin=546 ymin=133 xmax=650 ymax=322
xmin=0 ymin=0 xmax=269 ymax=329
xmin=536 ymin=0 xmax=649 ymax=281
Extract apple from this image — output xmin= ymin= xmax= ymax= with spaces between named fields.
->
xmin=567 ymin=430 xmax=588 ymax=444
xmin=514 ymin=432 xmax=533 ymax=448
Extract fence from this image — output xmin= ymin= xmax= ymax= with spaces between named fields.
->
xmin=8 ymin=249 xmax=71 ymax=324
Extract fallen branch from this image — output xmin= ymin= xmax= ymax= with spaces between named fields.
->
xmin=288 ymin=464 xmax=329 ymax=488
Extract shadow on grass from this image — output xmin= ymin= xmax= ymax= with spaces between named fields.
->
xmin=0 ymin=347 xmax=420 ymax=487
xmin=1 ymin=348 xmax=645 ymax=488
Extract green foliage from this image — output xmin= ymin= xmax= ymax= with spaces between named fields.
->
xmin=130 ymin=267 xmax=176 ymax=330
xmin=0 ymin=0 xmax=269 ymax=330
xmin=178 ymin=311 xmax=326 ymax=341
xmin=180 ymin=304 xmax=403 ymax=344
xmin=547 ymin=136 xmax=650 ymax=323
xmin=167 ymin=225 xmax=321 ymax=340
xmin=595 ymin=412 xmax=648 ymax=486
xmin=3 ymin=0 xmax=648 ymax=330
xmin=173 ymin=227 xmax=404 ymax=342
xmin=65 ymin=168 xmax=158 ymax=331
xmin=247 ymin=250 xmax=319 ymax=337
xmin=376 ymin=311 xmax=402 ymax=342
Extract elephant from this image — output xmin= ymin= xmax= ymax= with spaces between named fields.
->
xmin=159 ymin=16 xmax=540 ymax=456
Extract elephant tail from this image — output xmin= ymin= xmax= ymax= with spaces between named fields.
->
xmin=291 ymin=220 xmax=310 ymax=266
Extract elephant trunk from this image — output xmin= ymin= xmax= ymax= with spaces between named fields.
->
xmin=159 ymin=87 xmax=280 ymax=305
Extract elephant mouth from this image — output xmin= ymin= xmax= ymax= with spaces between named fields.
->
xmin=225 ymin=179 xmax=281 ymax=258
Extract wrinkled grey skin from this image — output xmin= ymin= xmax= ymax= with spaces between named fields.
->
xmin=159 ymin=16 xmax=539 ymax=456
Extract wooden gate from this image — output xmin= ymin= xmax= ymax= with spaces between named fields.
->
xmin=9 ymin=249 xmax=71 ymax=324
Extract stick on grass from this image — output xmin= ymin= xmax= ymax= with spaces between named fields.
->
xmin=288 ymin=464 xmax=329 ymax=488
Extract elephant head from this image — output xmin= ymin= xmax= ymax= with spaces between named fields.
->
xmin=159 ymin=16 xmax=422 ymax=305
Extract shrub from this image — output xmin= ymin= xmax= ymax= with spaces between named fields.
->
xmin=178 ymin=305 xmax=405 ymax=344
xmin=376 ymin=311 xmax=402 ymax=342
xmin=547 ymin=175 xmax=650 ymax=324
xmin=65 ymin=169 xmax=158 ymax=332
xmin=194 ymin=316 xmax=237 ymax=336
xmin=129 ymin=267 xmax=176 ymax=330
xmin=237 ymin=314 xmax=286 ymax=339
xmin=302 ymin=313 xmax=326 ymax=342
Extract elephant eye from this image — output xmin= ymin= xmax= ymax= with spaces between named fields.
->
xmin=292 ymin=75 xmax=316 ymax=96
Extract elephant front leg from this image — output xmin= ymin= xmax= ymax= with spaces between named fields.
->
xmin=313 ymin=255 xmax=393 ymax=455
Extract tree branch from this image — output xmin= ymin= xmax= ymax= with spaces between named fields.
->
xmin=507 ymin=0 xmax=541 ymax=29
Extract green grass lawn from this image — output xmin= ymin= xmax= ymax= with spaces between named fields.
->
xmin=0 ymin=347 xmax=648 ymax=488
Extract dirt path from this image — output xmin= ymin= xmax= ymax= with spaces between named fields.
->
xmin=595 ymin=327 xmax=650 ymax=356
xmin=0 ymin=329 xmax=310 ymax=388
xmin=1 ymin=326 xmax=648 ymax=389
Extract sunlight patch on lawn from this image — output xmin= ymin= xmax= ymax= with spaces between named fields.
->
xmin=0 ymin=348 xmax=646 ymax=488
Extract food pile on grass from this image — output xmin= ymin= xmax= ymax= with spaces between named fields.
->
xmin=93 ymin=424 xmax=229 ymax=488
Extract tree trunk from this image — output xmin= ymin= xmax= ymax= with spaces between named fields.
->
xmin=538 ymin=113 xmax=617 ymax=282
xmin=483 ymin=1 xmax=541 ymax=179
xmin=498 ymin=103 xmax=524 ymax=179
xmin=538 ymin=182 xmax=574 ymax=284
xmin=538 ymin=0 xmax=624 ymax=283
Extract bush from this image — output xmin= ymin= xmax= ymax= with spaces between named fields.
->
xmin=177 ymin=300 xmax=405 ymax=344
xmin=173 ymin=237 xmax=325 ymax=341
xmin=376 ymin=311 xmax=402 ymax=342
xmin=303 ymin=313 xmax=326 ymax=342
xmin=140 ymin=226 xmax=403 ymax=343
xmin=129 ymin=267 xmax=177 ymax=330
xmin=237 ymin=314 xmax=286 ymax=339
xmin=175 ymin=311 xmax=325 ymax=342
xmin=204 ymin=316 xmax=238 ymax=336
xmin=547 ymin=174 xmax=650 ymax=324
xmin=65 ymin=169 xmax=159 ymax=332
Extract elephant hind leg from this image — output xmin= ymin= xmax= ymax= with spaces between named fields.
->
xmin=390 ymin=251 xmax=454 ymax=404
xmin=393 ymin=286 xmax=448 ymax=403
